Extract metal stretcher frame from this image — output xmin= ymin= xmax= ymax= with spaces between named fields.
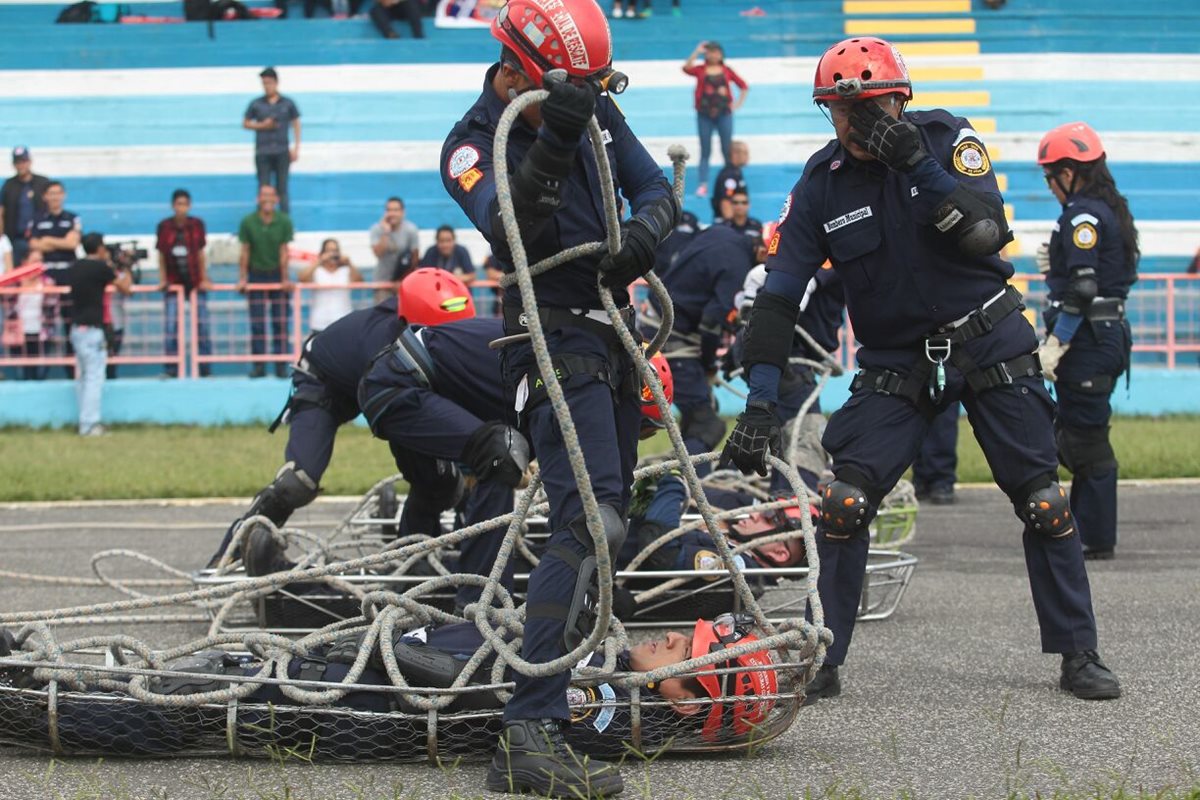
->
xmin=0 ymin=657 xmax=810 ymax=762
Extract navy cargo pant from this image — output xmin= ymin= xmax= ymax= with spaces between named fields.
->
xmin=1051 ymin=315 xmax=1130 ymax=553
xmin=455 ymin=479 xmax=517 ymax=609
xmin=819 ymin=312 xmax=1098 ymax=665
xmin=912 ymin=402 xmax=960 ymax=492
xmin=500 ymin=325 xmax=641 ymax=723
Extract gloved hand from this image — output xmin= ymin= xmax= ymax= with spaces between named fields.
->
xmin=598 ymin=217 xmax=659 ymax=288
xmin=720 ymin=346 xmax=741 ymax=381
xmin=461 ymin=422 xmax=532 ymax=488
xmin=848 ymin=100 xmax=926 ymax=172
xmin=1039 ymin=334 xmax=1069 ymax=382
xmin=1035 ymin=241 xmax=1051 ymax=273
xmin=718 ymin=400 xmax=782 ymax=477
xmin=540 ymin=76 xmax=596 ymax=144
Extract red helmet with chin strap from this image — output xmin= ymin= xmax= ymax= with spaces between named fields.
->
xmin=813 ymin=37 xmax=912 ymax=103
xmin=691 ymin=614 xmax=777 ymax=741
xmin=397 ymin=268 xmax=476 ymax=326
xmin=1037 ymin=121 xmax=1105 ymax=166
xmin=491 ymin=0 xmax=613 ymax=87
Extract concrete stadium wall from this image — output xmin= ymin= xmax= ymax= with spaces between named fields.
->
xmin=1 ymin=367 xmax=1197 ymax=428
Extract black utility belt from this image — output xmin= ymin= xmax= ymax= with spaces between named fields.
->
xmin=1050 ymin=297 xmax=1125 ymax=323
xmin=502 ymin=304 xmax=636 ymax=346
xmin=929 ymin=284 xmax=1025 ymax=343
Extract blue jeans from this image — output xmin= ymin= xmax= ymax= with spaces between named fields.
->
xmin=247 ymin=274 xmax=290 ymax=360
xmin=70 ymin=325 xmax=107 ymax=433
xmin=164 ymin=290 xmax=212 ymax=376
xmin=697 ymin=111 xmax=733 ymax=186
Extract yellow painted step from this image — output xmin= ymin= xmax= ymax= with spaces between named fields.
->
xmin=894 ymin=40 xmax=980 ymax=56
xmin=844 ymin=0 xmax=970 ymax=13
xmin=996 ymin=173 xmax=1008 ymax=193
xmin=909 ymin=66 xmax=985 ymax=82
xmin=914 ymin=90 xmax=990 ymax=107
xmin=1004 ymin=203 xmax=1015 ymax=221
xmin=971 ymin=118 xmax=997 ymax=134
xmin=845 ymin=18 xmax=976 ymax=34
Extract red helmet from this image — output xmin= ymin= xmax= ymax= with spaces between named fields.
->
xmin=491 ymin=0 xmax=613 ymax=87
xmin=691 ymin=614 xmax=777 ymax=741
xmin=813 ymin=37 xmax=912 ymax=103
xmin=397 ymin=268 xmax=476 ymax=326
xmin=1037 ymin=121 xmax=1105 ymax=166
xmin=640 ymin=349 xmax=674 ymax=424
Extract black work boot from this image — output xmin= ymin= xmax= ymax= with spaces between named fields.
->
xmin=486 ymin=718 xmax=624 ymax=798
xmin=802 ymin=664 xmax=841 ymax=706
xmin=1082 ymin=547 xmax=1115 ymax=561
xmin=1060 ymin=651 xmax=1121 ymax=700
xmin=0 ymin=627 xmax=37 ymax=690
xmin=928 ymin=485 xmax=956 ymax=506
xmin=242 ymin=525 xmax=296 ymax=577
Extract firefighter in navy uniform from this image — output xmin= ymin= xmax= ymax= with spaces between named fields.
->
xmin=720 ymin=37 xmax=1120 ymax=703
xmin=649 ymin=223 xmax=762 ymax=468
xmin=1035 ymin=122 xmax=1138 ymax=561
xmin=440 ymin=0 xmax=679 ymax=795
xmin=210 ymin=270 xmax=515 ymax=573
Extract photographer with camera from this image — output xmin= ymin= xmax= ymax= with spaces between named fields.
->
xmin=299 ymin=237 xmax=361 ymax=334
xmin=62 ymin=233 xmax=132 ymax=436
xmin=102 ymin=240 xmax=145 ymax=379
xmin=156 ymin=189 xmax=212 ymax=377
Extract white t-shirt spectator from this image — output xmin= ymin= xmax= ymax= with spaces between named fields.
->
xmin=0 ymin=234 xmax=12 ymax=273
xmin=309 ymin=264 xmax=354 ymax=332
xmin=17 ymin=280 xmax=44 ymax=335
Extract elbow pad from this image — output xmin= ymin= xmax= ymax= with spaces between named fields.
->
xmin=740 ymin=291 xmax=800 ymax=372
xmin=634 ymin=192 xmax=683 ymax=246
xmin=1062 ymin=267 xmax=1098 ymax=315
xmin=931 ymin=184 xmax=1012 ymax=258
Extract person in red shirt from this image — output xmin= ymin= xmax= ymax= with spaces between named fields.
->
xmin=155 ymin=189 xmax=213 ymax=377
xmin=682 ymin=40 xmax=748 ymax=198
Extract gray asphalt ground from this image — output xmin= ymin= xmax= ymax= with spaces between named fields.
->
xmin=0 ymin=484 xmax=1198 ymax=799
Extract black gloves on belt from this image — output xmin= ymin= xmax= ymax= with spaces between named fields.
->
xmin=541 ymin=78 xmax=596 ymax=144
xmin=849 ymin=100 xmax=926 ymax=172
xmin=718 ymin=400 xmax=782 ymax=477
xmin=598 ymin=217 xmax=659 ymax=288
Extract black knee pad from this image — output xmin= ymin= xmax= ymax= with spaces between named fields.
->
xmin=681 ymin=400 xmax=727 ymax=450
xmin=247 ymin=462 xmax=318 ymax=526
xmin=820 ymin=479 xmax=875 ymax=541
xmin=568 ymin=503 xmax=628 ymax=555
xmin=1055 ymin=424 xmax=1117 ymax=479
xmin=1021 ymin=482 xmax=1075 ymax=538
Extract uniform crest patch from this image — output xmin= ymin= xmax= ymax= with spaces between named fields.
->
xmin=447 ymin=145 xmax=480 ymax=179
xmin=694 ymin=549 xmax=720 ymax=571
xmin=778 ymin=193 xmax=793 ymax=224
xmin=1072 ymin=222 xmax=1097 ymax=249
xmin=458 ymin=167 xmax=483 ymax=192
xmin=952 ymin=141 xmax=990 ymax=177
xmin=568 ymin=686 xmax=595 ymax=722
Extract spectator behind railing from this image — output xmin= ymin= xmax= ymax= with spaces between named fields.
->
xmin=0 ymin=231 xmax=10 ymax=275
xmin=420 ymin=224 xmax=476 ymax=284
xmin=370 ymin=0 xmax=425 ymax=39
xmin=30 ymin=180 xmax=80 ymax=377
xmin=243 ymin=67 xmax=302 ymax=214
xmin=237 ymin=184 xmax=294 ymax=378
xmin=0 ymin=147 xmax=51 ymax=267
xmin=712 ymin=140 xmax=750 ymax=222
xmin=3 ymin=251 xmax=49 ymax=380
xmin=369 ymin=196 xmax=420 ymax=301
xmin=156 ymin=189 xmax=213 ymax=378
xmin=64 ymin=233 xmax=132 ymax=436
xmin=300 ymin=237 xmax=362 ymax=334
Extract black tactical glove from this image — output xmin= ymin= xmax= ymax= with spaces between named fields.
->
xmin=720 ymin=345 xmax=742 ymax=381
xmin=461 ymin=422 xmax=531 ymax=488
xmin=598 ymin=217 xmax=659 ymax=288
xmin=718 ymin=399 xmax=782 ymax=477
xmin=540 ymin=77 xmax=596 ymax=144
xmin=848 ymin=100 xmax=926 ymax=172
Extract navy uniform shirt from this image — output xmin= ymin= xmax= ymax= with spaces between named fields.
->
xmin=441 ymin=64 xmax=672 ymax=311
xmin=654 ymin=223 xmax=755 ymax=336
xmin=654 ymin=211 xmax=699 ymax=274
xmin=1045 ymin=193 xmax=1137 ymax=302
xmin=419 ymin=316 xmax=507 ymax=424
xmin=304 ymin=297 xmax=405 ymax=399
xmin=718 ymin=215 xmax=763 ymax=242
xmin=31 ymin=208 xmax=80 ymax=273
xmin=766 ymin=110 xmax=1012 ymax=348
xmin=797 ymin=264 xmax=846 ymax=356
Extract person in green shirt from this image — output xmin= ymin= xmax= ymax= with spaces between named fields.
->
xmin=238 ymin=184 xmax=294 ymax=378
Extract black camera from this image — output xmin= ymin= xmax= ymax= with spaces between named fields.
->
xmin=108 ymin=240 xmax=148 ymax=283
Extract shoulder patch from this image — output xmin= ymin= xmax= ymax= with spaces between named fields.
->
xmin=593 ymin=683 xmax=616 ymax=733
xmin=1070 ymin=212 xmax=1100 ymax=227
xmin=458 ymin=167 xmax=483 ymax=193
xmin=567 ymin=686 xmax=595 ymax=722
xmin=767 ymin=230 xmax=781 ymax=256
xmin=447 ymin=145 xmax=480 ymax=179
xmin=694 ymin=549 xmax=720 ymax=571
xmin=952 ymin=141 xmax=991 ymax=177
xmin=1072 ymin=222 xmax=1098 ymax=250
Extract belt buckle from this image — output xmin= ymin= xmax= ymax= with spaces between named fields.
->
xmin=924 ymin=338 xmax=951 ymax=364
xmin=924 ymin=338 xmax=950 ymax=404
